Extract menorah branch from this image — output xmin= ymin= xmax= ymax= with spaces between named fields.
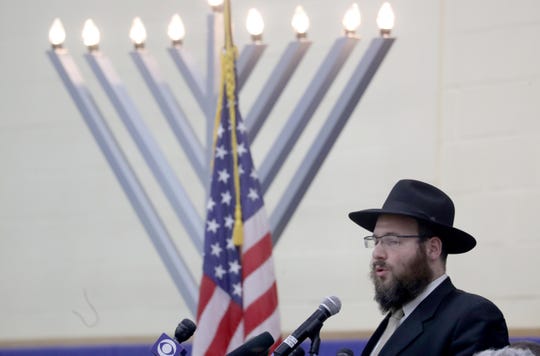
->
xmin=270 ymin=38 xmax=395 ymax=243
xmin=246 ymin=41 xmax=312 ymax=143
xmin=259 ymin=36 xmax=359 ymax=194
xmin=48 ymin=49 xmax=199 ymax=314
xmin=131 ymin=50 xmax=207 ymax=184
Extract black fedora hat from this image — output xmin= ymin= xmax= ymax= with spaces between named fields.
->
xmin=348 ymin=179 xmax=476 ymax=254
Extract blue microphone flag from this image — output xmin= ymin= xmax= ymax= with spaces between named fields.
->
xmin=151 ymin=333 xmax=187 ymax=356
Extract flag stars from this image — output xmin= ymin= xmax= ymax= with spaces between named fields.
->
xmin=237 ymin=143 xmax=247 ymax=157
xmin=232 ymin=283 xmax=242 ymax=296
xmin=224 ymin=215 xmax=234 ymax=230
xmin=250 ymin=168 xmax=258 ymax=180
xmin=207 ymin=198 xmax=216 ymax=211
xmin=215 ymin=145 xmax=228 ymax=159
xmin=217 ymin=123 xmax=225 ymax=138
xmin=214 ymin=265 xmax=226 ymax=279
xmin=248 ymin=188 xmax=259 ymax=201
xmin=226 ymin=99 xmax=238 ymax=109
xmin=210 ymin=242 xmax=223 ymax=257
xmin=226 ymin=237 xmax=235 ymax=250
xmin=229 ymin=260 xmax=241 ymax=274
xmin=238 ymin=165 xmax=245 ymax=176
xmin=218 ymin=169 xmax=230 ymax=183
xmin=207 ymin=219 xmax=220 ymax=233
xmin=237 ymin=121 xmax=247 ymax=134
xmin=221 ymin=190 xmax=232 ymax=205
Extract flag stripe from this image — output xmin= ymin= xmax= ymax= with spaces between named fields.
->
xmin=245 ymin=306 xmax=281 ymax=339
xmin=245 ymin=307 xmax=282 ymax=352
xmin=242 ymin=233 xmax=273 ymax=277
xmin=206 ymin=301 xmax=243 ymax=354
xmin=226 ymin=321 xmax=244 ymax=354
xmin=197 ymin=275 xmax=216 ymax=318
xmin=243 ymin=255 xmax=277 ymax=306
xmin=242 ymin=207 xmax=270 ymax=251
xmin=195 ymin=280 xmax=232 ymax=354
xmin=243 ymin=281 xmax=279 ymax=336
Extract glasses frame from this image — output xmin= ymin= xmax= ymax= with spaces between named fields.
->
xmin=363 ymin=234 xmax=429 ymax=249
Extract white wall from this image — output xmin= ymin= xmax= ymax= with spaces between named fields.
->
xmin=0 ymin=0 xmax=539 ymax=344
xmin=439 ymin=0 xmax=540 ymax=330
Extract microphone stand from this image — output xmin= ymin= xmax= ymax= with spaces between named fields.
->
xmin=308 ymin=325 xmax=322 ymax=355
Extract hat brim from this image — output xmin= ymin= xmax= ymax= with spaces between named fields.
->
xmin=348 ymin=209 xmax=476 ymax=254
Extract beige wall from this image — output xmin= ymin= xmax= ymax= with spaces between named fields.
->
xmin=0 ymin=0 xmax=539 ymax=344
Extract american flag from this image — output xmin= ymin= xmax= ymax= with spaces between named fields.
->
xmin=192 ymin=4 xmax=280 ymax=354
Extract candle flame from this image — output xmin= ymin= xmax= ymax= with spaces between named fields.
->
xmin=168 ymin=14 xmax=186 ymax=43
xmin=208 ymin=0 xmax=224 ymax=7
xmin=291 ymin=6 xmax=309 ymax=36
xmin=129 ymin=17 xmax=147 ymax=46
xmin=377 ymin=2 xmax=395 ymax=33
xmin=342 ymin=3 xmax=361 ymax=33
xmin=49 ymin=18 xmax=66 ymax=47
xmin=246 ymin=8 xmax=264 ymax=37
xmin=82 ymin=19 xmax=100 ymax=48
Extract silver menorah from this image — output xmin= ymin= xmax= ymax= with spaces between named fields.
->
xmin=47 ymin=2 xmax=395 ymax=315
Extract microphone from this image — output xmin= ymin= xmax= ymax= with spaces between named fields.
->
xmin=226 ymin=331 xmax=275 ymax=356
xmin=174 ymin=318 xmax=197 ymax=343
xmin=336 ymin=348 xmax=354 ymax=356
xmin=273 ymin=296 xmax=342 ymax=356
xmin=151 ymin=318 xmax=196 ymax=356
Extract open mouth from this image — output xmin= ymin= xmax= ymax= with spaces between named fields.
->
xmin=373 ymin=262 xmax=389 ymax=278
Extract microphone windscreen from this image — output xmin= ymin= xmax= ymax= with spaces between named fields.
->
xmin=336 ymin=348 xmax=354 ymax=356
xmin=321 ymin=296 xmax=342 ymax=316
xmin=174 ymin=318 xmax=196 ymax=343
xmin=226 ymin=331 xmax=275 ymax=356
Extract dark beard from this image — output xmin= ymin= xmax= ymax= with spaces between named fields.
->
xmin=370 ymin=245 xmax=433 ymax=313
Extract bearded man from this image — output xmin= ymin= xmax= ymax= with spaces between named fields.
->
xmin=348 ymin=179 xmax=509 ymax=356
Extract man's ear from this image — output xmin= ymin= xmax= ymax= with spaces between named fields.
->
xmin=426 ymin=236 xmax=443 ymax=260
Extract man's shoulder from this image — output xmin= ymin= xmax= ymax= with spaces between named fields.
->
xmin=450 ymin=287 xmax=500 ymax=307
xmin=425 ymin=278 xmax=505 ymax=317
xmin=437 ymin=284 xmax=505 ymax=319
xmin=433 ymin=278 xmax=498 ymax=304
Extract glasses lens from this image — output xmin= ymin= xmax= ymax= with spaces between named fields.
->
xmin=364 ymin=236 xmax=375 ymax=248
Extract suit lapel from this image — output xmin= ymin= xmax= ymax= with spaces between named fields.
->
xmin=361 ymin=314 xmax=390 ymax=356
xmin=379 ymin=278 xmax=457 ymax=355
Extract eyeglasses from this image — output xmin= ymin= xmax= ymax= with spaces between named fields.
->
xmin=363 ymin=234 xmax=427 ymax=249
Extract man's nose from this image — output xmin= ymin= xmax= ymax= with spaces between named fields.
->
xmin=372 ymin=242 xmax=386 ymax=260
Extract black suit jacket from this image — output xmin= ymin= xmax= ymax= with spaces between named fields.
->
xmin=361 ymin=278 xmax=509 ymax=356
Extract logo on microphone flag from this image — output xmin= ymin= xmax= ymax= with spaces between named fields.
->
xmin=151 ymin=333 xmax=186 ymax=356
xmin=192 ymin=1 xmax=280 ymax=355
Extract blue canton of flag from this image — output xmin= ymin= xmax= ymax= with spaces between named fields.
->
xmin=202 ymin=100 xmax=256 ymax=305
